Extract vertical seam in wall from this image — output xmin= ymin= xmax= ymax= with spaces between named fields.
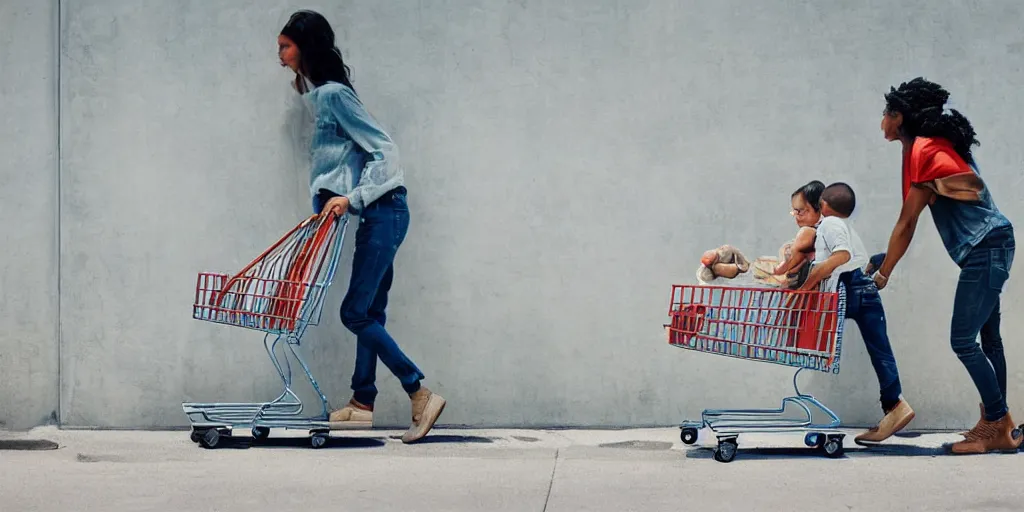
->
xmin=55 ymin=0 xmax=63 ymax=427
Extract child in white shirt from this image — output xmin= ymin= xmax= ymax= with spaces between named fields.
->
xmin=800 ymin=182 xmax=914 ymax=446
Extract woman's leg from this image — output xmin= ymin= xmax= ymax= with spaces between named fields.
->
xmin=950 ymin=230 xmax=1018 ymax=453
xmin=342 ymin=196 xmax=424 ymax=404
xmin=979 ymin=299 xmax=1006 ymax=400
xmin=346 ymin=263 xmax=396 ymax=406
xmin=338 ymin=189 xmax=446 ymax=443
xmin=949 ymin=254 xmax=1004 ymax=422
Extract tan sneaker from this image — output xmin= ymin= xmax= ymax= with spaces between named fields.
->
xmin=950 ymin=412 xmax=1023 ymax=455
xmin=327 ymin=399 xmax=373 ymax=430
xmin=854 ymin=399 xmax=915 ymax=445
xmin=401 ymin=387 xmax=446 ymax=444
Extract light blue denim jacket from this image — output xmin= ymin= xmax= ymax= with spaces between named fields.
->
xmin=306 ymin=81 xmax=404 ymax=215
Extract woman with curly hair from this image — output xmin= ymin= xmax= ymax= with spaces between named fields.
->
xmin=873 ymin=77 xmax=1020 ymax=454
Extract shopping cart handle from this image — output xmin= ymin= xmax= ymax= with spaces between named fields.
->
xmin=212 ymin=214 xmax=333 ymax=305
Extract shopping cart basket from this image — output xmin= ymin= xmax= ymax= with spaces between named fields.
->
xmin=183 ymin=213 xmax=348 ymax=449
xmin=665 ymin=279 xmax=847 ymax=462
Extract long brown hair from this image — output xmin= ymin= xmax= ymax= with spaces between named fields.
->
xmin=280 ymin=10 xmax=355 ymax=94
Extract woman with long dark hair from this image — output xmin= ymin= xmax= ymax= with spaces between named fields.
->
xmin=874 ymin=77 xmax=1020 ymax=454
xmin=277 ymin=10 xmax=445 ymax=443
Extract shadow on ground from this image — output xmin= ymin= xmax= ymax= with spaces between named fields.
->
xmin=385 ymin=434 xmax=496 ymax=444
xmin=198 ymin=436 xmax=388 ymax=450
xmin=0 ymin=440 xmax=59 ymax=451
xmin=685 ymin=444 xmax=948 ymax=461
xmin=679 ymin=430 xmax=987 ymax=460
xmin=599 ymin=440 xmax=674 ymax=451
xmin=192 ymin=433 xmax=497 ymax=450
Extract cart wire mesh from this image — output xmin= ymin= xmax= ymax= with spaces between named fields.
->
xmin=666 ymin=284 xmax=844 ymax=374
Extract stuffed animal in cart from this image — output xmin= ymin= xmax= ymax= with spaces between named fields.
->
xmin=696 ymin=243 xmax=802 ymax=289
xmin=696 ymin=245 xmax=751 ymax=283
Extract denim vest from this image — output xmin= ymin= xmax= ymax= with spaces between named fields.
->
xmin=929 ymin=163 xmax=1012 ymax=266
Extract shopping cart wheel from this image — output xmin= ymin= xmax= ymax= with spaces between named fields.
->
xmin=251 ymin=427 xmax=270 ymax=441
xmin=199 ymin=428 xmax=224 ymax=449
xmin=713 ymin=438 xmax=738 ymax=463
xmin=821 ymin=435 xmax=845 ymax=458
xmin=803 ymin=432 xmax=825 ymax=448
xmin=190 ymin=429 xmax=202 ymax=443
xmin=310 ymin=432 xmax=328 ymax=449
xmin=1011 ymin=425 xmax=1023 ymax=450
xmin=680 ymin=428 xmax=699 ymax=445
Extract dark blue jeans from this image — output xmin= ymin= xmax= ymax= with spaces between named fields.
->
xmin=318 ymin=187 xmax=425 ymax=406
xmin=950 ymin=227 xmax=1015 ymax=421
xmin=840 ymin=269 xmax=903 ymax=412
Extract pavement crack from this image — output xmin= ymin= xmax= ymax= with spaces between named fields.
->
xmin=541 ymin=448 xmax=559 ymax=512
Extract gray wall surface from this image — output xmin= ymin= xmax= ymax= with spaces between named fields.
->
xmin=4 ymin=0 xmax=1024 ymax=430
xmin=0 ymin=1 xmax=59 ymax=430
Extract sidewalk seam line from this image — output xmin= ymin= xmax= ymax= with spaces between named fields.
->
xmin=542 ymin=448 xmax=559 ymax=512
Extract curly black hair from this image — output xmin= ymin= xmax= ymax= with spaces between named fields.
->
xmin=791 ymin=180 xmax=825 ymax=212
xmin=884 ymin=77 xmax=979 ymax=164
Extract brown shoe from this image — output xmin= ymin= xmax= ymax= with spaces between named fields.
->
xmin=327 ymin=399 xmax=373 ymax=430
xmin=855 ymin=399 xmax=915 ymax=445
xmin=960 ymin=403 xmax=984 ymax=438
xmin=950 ymin=412 xmax=1023 ymax=454
xmin=401 ymin=387 xmax=446 ymax=444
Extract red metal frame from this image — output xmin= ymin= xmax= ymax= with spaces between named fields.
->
xmin=666 ymin=284 xmax=841 ymax=369
xmin=193 ymin=214 xmax=339 ymax=333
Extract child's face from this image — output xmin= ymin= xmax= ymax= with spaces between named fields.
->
xmin=790 ymin=194 xmax=820 ymax=228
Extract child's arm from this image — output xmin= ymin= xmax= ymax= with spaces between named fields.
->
xmin=774 ymin=227 xmax=815 ymax=275
xmin=800 ymin=250 xmax=851 ymax=291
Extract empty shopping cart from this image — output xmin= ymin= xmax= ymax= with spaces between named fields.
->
xmin=183 ymin=213 xmax=348 ymax=449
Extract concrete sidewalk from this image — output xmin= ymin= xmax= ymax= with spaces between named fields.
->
xmin=1 ymin=426 xmax=1020 ymax=511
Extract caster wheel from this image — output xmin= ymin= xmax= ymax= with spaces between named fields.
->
xmin=804 ymin=432 xmax=825 ymax=448
xmin=251 ymin=427 xmax=270 ymax=441
xmin=713 ymin=438 xmax=738 ymax=463
xmin=310 ymin=433 xmax=328 ymax=449
xmin=199 ymin=428 xmax=224 ymax=449
xmin=1011 ymin=425 xmax=1023 ymax=450
xmin=190 ymin=430 xmax=202 ymax=443
xmin=680 ymin=428 xmax=699 ymax=445
xmin=822 ymin=435 xmax=845 ymax=458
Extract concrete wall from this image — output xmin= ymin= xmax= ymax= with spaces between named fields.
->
xmin=5 ymin=0 xmax=1024 ymax=429
xmin=0 ymin=1 xmax=60 ymax=430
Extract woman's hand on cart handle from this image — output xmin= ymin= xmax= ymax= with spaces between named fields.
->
xmin=873 ymin=271 xmax=889 ymax=290
xmin=322 ymin=196 xmax=350 ymax=217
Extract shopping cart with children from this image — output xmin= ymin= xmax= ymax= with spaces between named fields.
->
xmin=182 ymin=213 xmax=348 ymax=449
xmin=665 ymin=275 xmax=847 ymax=463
